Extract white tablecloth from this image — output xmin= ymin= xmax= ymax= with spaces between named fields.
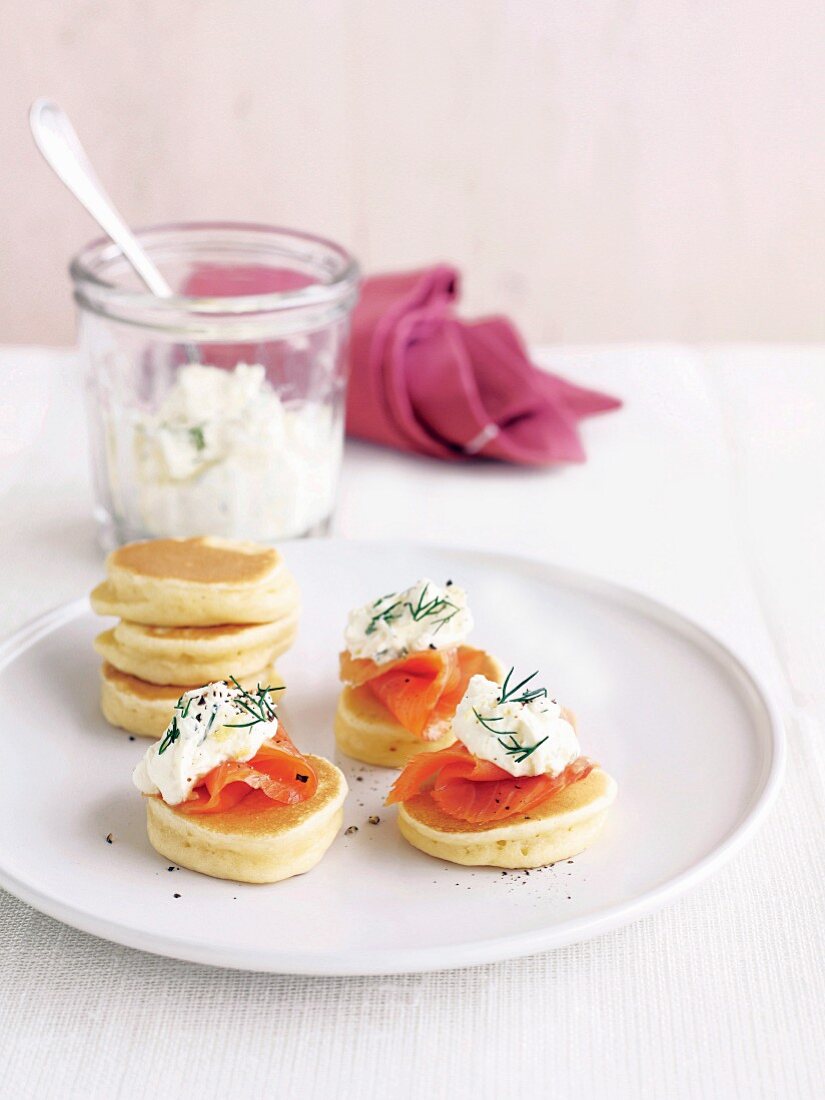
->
xmin=1 ymin=345 xmax=822 ymax=1099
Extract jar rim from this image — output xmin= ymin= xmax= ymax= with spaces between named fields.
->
xmin=69 ymin=220 xmax=360 ymax=317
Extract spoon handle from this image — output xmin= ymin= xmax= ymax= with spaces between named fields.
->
xmin=30 ymin=99 xmax=174 ymax=298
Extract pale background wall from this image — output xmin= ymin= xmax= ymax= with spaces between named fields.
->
xmin=2 ymin=0 xmax=823 ymax=346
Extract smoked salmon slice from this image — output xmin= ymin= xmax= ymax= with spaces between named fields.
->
xmin=178 ymin=726 xmax=318 ymax=815
xmin=386 ymin=742 xmax=594 ymax=824
xmin=339 ymin=646 xmax=493 ymax=740
xmin=339 ymin=647 xmax=456 ymax=691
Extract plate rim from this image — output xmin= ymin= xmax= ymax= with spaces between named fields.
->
xmin=0 ymin=541 xmax=786 ymax=975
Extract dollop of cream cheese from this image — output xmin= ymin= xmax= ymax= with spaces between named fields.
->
xmin=127 ymin=362 xmax=341 ymax=541
xmin=344 ymin=578 xmax=473 ymax=664
xmin=132 ymin=681 xmax=278 ymax=806
xmin=452 ymin=674 xmax=580 ymax=778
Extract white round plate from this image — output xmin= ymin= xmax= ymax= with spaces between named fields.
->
xmin=0 ymin=541 xmax=783 ymax=974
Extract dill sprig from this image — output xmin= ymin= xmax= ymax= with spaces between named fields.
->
xmin=471 ymin=667 xmax=551 ymax=764
xmin=365 ymin=582 xmax=461 ymax=638
xmin=365 ymin=598 xmax=403 ymax=636
xmin=472 ymin=708 xmax=518 ymax=737
xmin=498 ymin=667 xmax=548 ymax=705
xmin=188 ymin=425 xmax=206 ymax=451
xmin=224 ymin=677 xmax=284 ymax=728
xmin=158 ymin=680 xmax=284 ymax=751
xmin=404 ymin=582 xmax=459 ymax=628
xmin=497 ymin=732 xmax=550 ymax=765
xmin=158 ymin=716 xmax=181 ymax=755
xmin=472 ymin=708 xmax=549 ymax=764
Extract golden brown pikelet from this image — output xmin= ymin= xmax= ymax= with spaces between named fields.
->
xmin=94 ymin=611 xmax=299 ymax=686
xmin=90 ymin=536 xmax=300 ymax=626
xmin=334 ymin=650 xmax=503 ymax=768
xmin=396 ymin=767 xmax=617 ymax=868
xmin=144 ymin=755 xmax=347 ymax=883
xmin=334 ymin=685 xmax=458 ymax=767
xmin=100 ymin=660 xmax=285 ymax=738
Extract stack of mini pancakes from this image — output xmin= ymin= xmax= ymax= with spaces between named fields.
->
xmin=91 ymin=536 xmax=300 ymax=737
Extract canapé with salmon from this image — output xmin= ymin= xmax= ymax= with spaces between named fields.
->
xmin=386 ymin=668 xmax=616 ymax=868
xmin=335 ymin=578 xmax=502 ymax=767
xmin=133 ymin=679 xmax=347 ymax=883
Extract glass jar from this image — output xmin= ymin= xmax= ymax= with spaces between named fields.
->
xmin=70 ymin=222 xmax=359 ymax=548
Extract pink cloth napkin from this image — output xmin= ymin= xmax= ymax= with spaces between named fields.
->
xmin=183 ymin=262 xmax=620 ymax=464
xmin=348 ymin=265 xmax=620 ymax=464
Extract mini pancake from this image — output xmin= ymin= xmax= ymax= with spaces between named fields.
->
xmin=334 ymin=651 xmax=503 ymax=768
xmin=144 ymin=755 xmax=347 ymax=883
xmin=94 ymin=611 xmax=299 ymax=686
xmin=90 ymin=536 xmax=300 ymax=625
xmin=100 ymin=660 xmax=285 ymax=738
xmin=396 ymin=767 xmax=617 ymax=868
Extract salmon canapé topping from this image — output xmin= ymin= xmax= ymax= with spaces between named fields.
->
xmin=177 ymin=726 xmax=317 ymax=815
xmin=386 ymin=742 xmax=594 ymax=824
xmin=339 ymin=646 xmax=494 ymax=740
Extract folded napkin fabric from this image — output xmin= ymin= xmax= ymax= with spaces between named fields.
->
xmin=182 ymin=261 xmax=619 ymax=465
xmin=347 ymin=265 xmax=621 ymax=465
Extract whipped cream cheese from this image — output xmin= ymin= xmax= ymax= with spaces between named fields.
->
xmin=344 ymin=578 xmax=473 ymax=664
xmin=126 ymin=362 xmax=342 ymax=541
xmin=132 ymin=680 xmax=279 ymax=806
xmin=452 ymin=674 xmax=580 ymax=778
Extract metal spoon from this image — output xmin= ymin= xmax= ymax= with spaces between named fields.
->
xmin=30 ymin=98 xmax=178 ymax=298
xmin=30 ymin=99 xmax=202 ymax=363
